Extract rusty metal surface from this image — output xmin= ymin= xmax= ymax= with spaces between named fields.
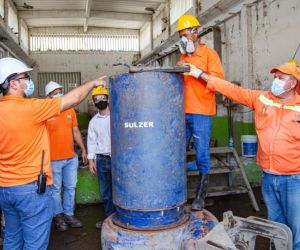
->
xmin=129 ymin=65 xmax=190 ymax=73
xmin=196 ymin=211 xmax=292 ymax=250
xmin=112 ymin=211 xmax=190 ymax=231
xmin=101 ymin=206 xmax=218 ymax=250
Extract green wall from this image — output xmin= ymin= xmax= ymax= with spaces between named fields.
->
xmin=76 ymin=112 xmax=91 ymax=130
xmin=211 ymin=117 xmax=256 ymax=154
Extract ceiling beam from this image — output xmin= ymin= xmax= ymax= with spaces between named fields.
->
xmin=0 ymin=22 xmax=35 ymax=66
xmin=105 ymin=0 xmax=166 ymax=2
xmin=90 ymin=11 xmax=152 ymax=22
xmin=19 ymin=10 xmax=85 ymax=19
xmin=86 ymin=0 xmax=92 ymax=17
xmin=84 ymin=0 xmax=92 ymax=32
xmin=19 ymin=10 xmax=152 ymax=22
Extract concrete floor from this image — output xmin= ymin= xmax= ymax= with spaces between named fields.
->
xmin=48 ymin=187 xmax=268 ymax=250
xmin=48 ymin=205 xmax=103 ymax=250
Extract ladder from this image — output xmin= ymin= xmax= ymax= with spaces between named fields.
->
xmin=187 ymin=146 xmax=260 ymax=212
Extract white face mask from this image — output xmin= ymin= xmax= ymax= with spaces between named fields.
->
xmin=23 ymin=79 xmax=35 ymax=97
xmin=52 ymin=93 xmax=63 ymax=98
xmin=179 ymin=36 xmax=195 ymax=55
xmin=271 ymin=78 xmax=288 ymax=96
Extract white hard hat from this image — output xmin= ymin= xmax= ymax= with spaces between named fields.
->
xmin=45 ymin=81 xmax=63 ymax=96
xmin=0 ymin=57 xmax=32 ymax=84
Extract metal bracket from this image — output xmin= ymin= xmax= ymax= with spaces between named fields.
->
xmin=197 ymin=211 xmax=292 ymax=250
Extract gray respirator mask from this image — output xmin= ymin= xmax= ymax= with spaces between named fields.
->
xmin=179 ymin=28 xmax=199 ymax=55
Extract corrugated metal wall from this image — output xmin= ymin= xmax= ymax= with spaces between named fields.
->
xmin=0 ymin=47 xmax=8 ymax=58
xmin=140 ymin=0 xmax=193 ymax=57
xmin=20 ymin=20 xmax=29 ymax=51
xmin=0 ymin=45 xmax=13 ymax=98
xmin=170 ymin=0 xmax=193 ymax=25
xmin=140 ymin=22 xmax=151 ymax=53
xmin=7 ymin=2 xmax=18 ymax=34
xmin=0 ymin=0 xmax=4 ymax=18
xmin=153 ymin=7 xmax=167 ymax=39
xmin=38 ymin=72 xmax=81 ymax=97
xmin=30 ymin=34 xmax=139 ymax=52
xmin=0 ymin=44 xmax=13 ymax=58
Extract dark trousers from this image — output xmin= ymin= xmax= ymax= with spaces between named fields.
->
xmin=96 ymin=154 xmax=115 ymax=217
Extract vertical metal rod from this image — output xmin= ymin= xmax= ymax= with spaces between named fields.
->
xmin=292 ymin=43 xmax=300 ymax=59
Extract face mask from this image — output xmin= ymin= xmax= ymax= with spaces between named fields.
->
xmin=24 ymin=79 xmax=35 ymax=97
xmin=179 ymin=36 xmax=195 ymax=55
xmin=52 ymin=93 xmax=63 ymax=98
xmin=271 ymin=78 xmax=287 ymax=96
xmin=95 ymin=101 xmax=108 ymax=110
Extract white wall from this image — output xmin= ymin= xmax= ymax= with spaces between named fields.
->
xmin=152 ymin=4 xmax=169 ymax=50
xmin=218 ymin=0 xmax=300 ymax=121
xmin=140 ymin=22 xmax=152 ymax=56
xmin=251 ymin=0 xmax=300 ymax=89
xmin=0 ymin=0 xmax=4 ymax=19
xmin=170 ymin=0 xmax=193 ymax=25
xmin=218 ymin=0 xmax=300 ymax=87
xmin=30 ymin=51 xmax=136 ymax=112
xmin=200 ymin=0 xmax=220 ymax=13
xmin=7 ymin=1 xmax=18 ymax=34
xmin=20 ymin=20 xmax=29 ymax=51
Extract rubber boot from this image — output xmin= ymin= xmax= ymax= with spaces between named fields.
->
xmin=191 ymin=174 xmax=209 ymax=211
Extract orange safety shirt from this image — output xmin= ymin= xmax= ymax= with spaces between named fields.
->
xmin=180 ymin=43 xmax=224 ymax=115
xmin=0 ymin=96 xmax=61 ymax=187
xmin=46 ymin=108 xmax=78 ymax=161
xmin=207 ymin=76 xmax=300 ymax=175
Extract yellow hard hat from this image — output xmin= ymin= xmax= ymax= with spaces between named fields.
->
xmin=92 ymin=86 xmax=109 ymax=96
xmin=288 ymin=59 xmax=299 ymax=67
xmin=177 ymin=14 xmax=201 ymax=32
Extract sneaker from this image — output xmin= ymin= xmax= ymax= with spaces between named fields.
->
xmin=63 ymin=215 xmax=83 ymax=228
xmin=54 ymin=213 xmax=68 ymax=232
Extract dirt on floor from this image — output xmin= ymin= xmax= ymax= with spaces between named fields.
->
xmin=48 ymin=187 xmax=268 ymax=250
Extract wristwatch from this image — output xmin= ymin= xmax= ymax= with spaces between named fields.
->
xmin=198 ymin=69 xmax=204 ymax=79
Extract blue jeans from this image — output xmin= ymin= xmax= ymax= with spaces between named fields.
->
xmin=262 ymin=172 xmax=300 ymax=250
xmin=96 ymin=154 xmax=115 ymax=217
xmin=51 ymin=155 xmax=78 ymax=216
xmin=0 ymin=183 xmax=53 ymax=250
xmin=186 ymin=114 xmax=212 ymax=174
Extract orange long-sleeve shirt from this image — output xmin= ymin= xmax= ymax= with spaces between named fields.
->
xmin=180 ymin=43 xmax=224 ymax=115
xmin=207 ymin=75 xmax=300 ymax=175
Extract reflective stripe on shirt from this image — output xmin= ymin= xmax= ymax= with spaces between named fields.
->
xmin=259 ymin=94 xmax=300 ymax=112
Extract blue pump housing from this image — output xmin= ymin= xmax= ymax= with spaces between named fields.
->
xmin=109 ymin=71 xmax=187 ymax=229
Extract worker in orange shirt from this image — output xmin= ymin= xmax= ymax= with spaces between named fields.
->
xmin=184 ymin=61 xmax=300 ymax=249
xmin=0 ymin=57 xmax=106 ymax=250
xmin=45 ymin=81 xmax=87 ymax=231
xmin=177 ymin=14 xmax=225 ymax=210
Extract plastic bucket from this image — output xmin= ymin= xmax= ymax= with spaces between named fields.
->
xmin=241 ymin=135 xmax=257 ymax=157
